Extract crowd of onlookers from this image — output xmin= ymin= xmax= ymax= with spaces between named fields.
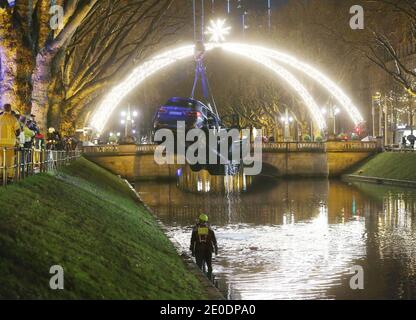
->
xmin=0 ymin=103 xmax=79 ymax=181
xmin=402 ymin=134 xmax=416 ymax=149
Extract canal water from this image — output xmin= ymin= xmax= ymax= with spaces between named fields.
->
xmin=136 ymin=177 xmax=416 ymax=300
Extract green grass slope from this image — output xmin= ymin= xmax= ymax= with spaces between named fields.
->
xmin=352 ymin=152 xmax=416 ymax=182
xmin=0 ymin=157 xmax=207 ymax=299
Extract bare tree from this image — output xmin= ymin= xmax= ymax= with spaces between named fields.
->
xmin=54 ymin=0 xmax=188 ymax=133
xmin=0 ymin=0 xmax=99 ymax=130
xmin=30 ymin=0 xmax=100 ymax=131
xmin=362 ymin=0 xmax=416 ymax=96
xmin=1 ymin=0 xmax=190 ymax=133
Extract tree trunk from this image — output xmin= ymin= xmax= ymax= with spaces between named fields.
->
xmin=31 ymin=49 xmax=55 ymax=132
xmin=49 ymin=80 xmax=65 ymax=130
xmin=15 ymin=45 xmax=35 ymax=114
xmin=30 ymin=0 xmax=99 ymax=132
xmin=0 ymin=6 xmax=35 ymax=113
xmin=14 ymin=0 xmax=36 ymax=114
xmin=0 ymin=8 xmax=18 ymax=108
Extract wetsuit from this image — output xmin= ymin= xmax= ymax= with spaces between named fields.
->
xmin=190 ymin=223 xmax=218 ymax=275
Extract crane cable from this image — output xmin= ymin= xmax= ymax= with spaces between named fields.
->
xmin=193 ymin=0 xmax=197 ymax=42
xmin=191 ymin=0 xmax=219 ymax=118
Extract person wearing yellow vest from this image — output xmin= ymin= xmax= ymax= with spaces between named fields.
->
xmin=0 ymin=104 xmax=21 ymax=180
xmin=190 ymin=214 xmax=218 ymax=278
xmin=21 ymin=116 xmax=35 ymax=149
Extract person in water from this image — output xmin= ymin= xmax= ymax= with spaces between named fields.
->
xmin=190 ymin=214 xmax=218 ymax=278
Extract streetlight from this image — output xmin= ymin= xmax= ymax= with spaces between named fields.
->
xmin=280 ymin=116 xmax=294 ymax=123
xmin=372 ymin=92 xmax=381 ymax=137
xmin=108 ymin=132 xmax=118 ymax=145
xmin=281 ymin=108 xmax=294 ymax=141
xmin=321 ymin=105 xmax=340 ymax=138
xmin=119 ymin=105 xmax=139 ymax=143
xmin=333 ymin=106 xmax=340 ymax=136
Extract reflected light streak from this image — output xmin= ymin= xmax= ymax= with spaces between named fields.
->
xmin=170 ymin=206 xmax=366 ymax=299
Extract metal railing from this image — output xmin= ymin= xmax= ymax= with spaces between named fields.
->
xmin=0 ymin=147 xmax=81 ymax=187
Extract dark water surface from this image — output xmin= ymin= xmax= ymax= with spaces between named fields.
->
xmin=136 ymin=178 xmax=416 ymax=300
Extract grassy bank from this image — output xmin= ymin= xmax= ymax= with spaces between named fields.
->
xmin=0 ymin=157 xmax=207 ymax=299
xmin=351 ymin=152 xmax=416 ymax=182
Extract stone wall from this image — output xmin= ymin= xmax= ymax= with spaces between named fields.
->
xmin=261 ymin=152 xmax=328 ymax=177
xmin=84 ymin=144 xmax=183 ymax=180
xmin=84 ymin=142 xmax=378 ymax=180
xmin=326 ymin=141 xmax=377 ymax=177
xmin=326 ymin=152 xmax=373 ymax=176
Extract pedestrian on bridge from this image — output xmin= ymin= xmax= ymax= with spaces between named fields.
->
xmin=190 ymin=214 xmax=218 ymax=279
xmin=407 ymin=134 xmax=416 ymax=149
xmin=0 ymin=104 xmax=21 ymax=181
xmin=402 ymin=135 xmax=407 ymax=148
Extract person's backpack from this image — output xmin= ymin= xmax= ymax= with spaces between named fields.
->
xmin=197 ymin=224 xmax=209 ymax=243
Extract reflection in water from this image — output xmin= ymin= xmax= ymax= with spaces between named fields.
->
xmin=136 ymin=178 xmax=416 ymax=299
xmin=177 ymin=166 xmax=252 ymax=193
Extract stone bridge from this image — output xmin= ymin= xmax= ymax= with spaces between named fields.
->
xmin=83 ymin=141 xmax=380 ymax=180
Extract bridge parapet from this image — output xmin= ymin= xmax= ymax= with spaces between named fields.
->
xmin=326 ymin=141 xmax=379 ymax=176
xmin=84 ymin=144 xmax=158 ymax=155
xmin=326 ymin=141 xmax=379 ymax=152
xmin=136 ymin=145 xmax=158 ymax=154
xmin=84 ymin=141 xmax=379 ymax=155
xmin=83 ymin=141 xmax=380 ymax=179
xmin=262 ymin=142 xmax=325 ymax=153
xmin=83 ymin=144 xmax=121 ymax=153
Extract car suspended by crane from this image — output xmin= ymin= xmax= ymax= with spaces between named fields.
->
xmin=152 ymin=1 xmax=249 ymax=176
xmin=153 ymin=97 xmax=222 ymax=133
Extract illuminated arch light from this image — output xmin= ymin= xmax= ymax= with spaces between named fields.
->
xmin=90 ymin=45 xmax=211 ymax=133
xmin=90 ymin=43 xmax=363 ymax=133
xmin=221 ymin=48 xmax=326 ymax=130
xmin=221 ymin=43 xmax=364 ymax=125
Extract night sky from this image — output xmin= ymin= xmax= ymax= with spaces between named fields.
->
xmin=216 ymin=0 xmax=289 ymax=11
xmin=247 ymin=0 xmax=288 ymax=9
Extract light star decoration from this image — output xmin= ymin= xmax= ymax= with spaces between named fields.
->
xmin=205 ymin=19 xmax=231 ymax=43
